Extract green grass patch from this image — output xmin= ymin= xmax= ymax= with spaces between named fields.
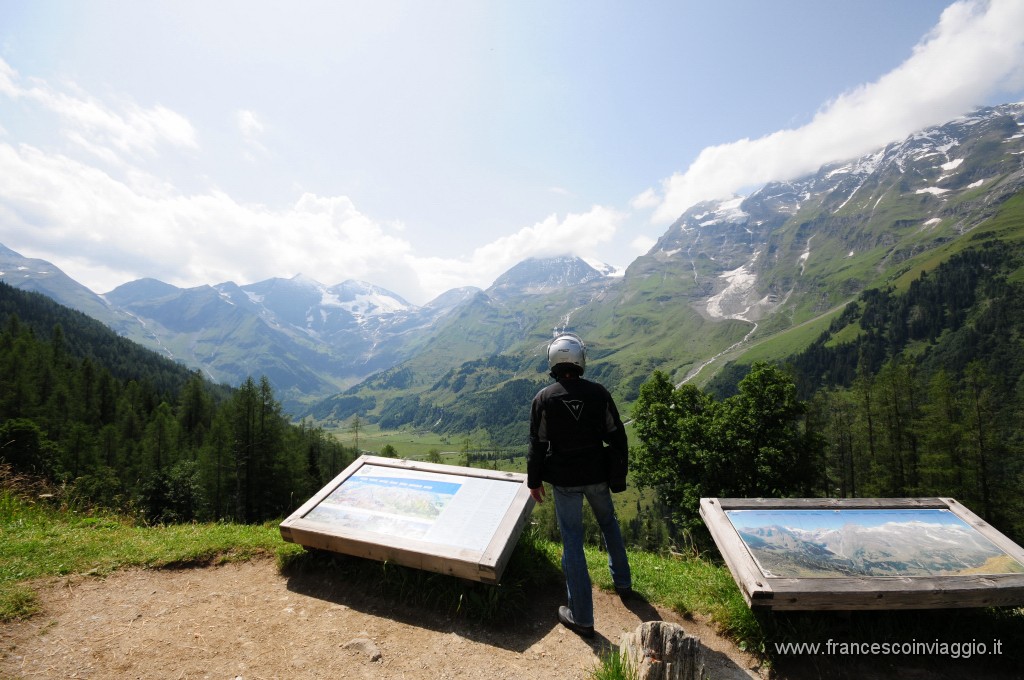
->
xmin=686 ymin=303 xmax=849 ymax=387
xmin=735 ymin=307 xmax=843 ymax=365
xmin=323 ymin=423 xmax=459 ymax=458
xmin=589 ymin=647 xmax=636 ymax=680
xmin=587 ymin=547 xmax=762 ymax=648
xmin=0 ymin=491 xmax=296 ymax=621
xmin=825 ymin=319 xmax=864 ymax=347
xmin=0 ymin=583 xmax=40 ymax=620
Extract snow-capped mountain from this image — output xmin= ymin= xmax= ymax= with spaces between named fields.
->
xmin=224 ymin=275 xmax=414 ymax=341
xmin=645 ymin=102 xmax=1024 ymax=327
xmin=486 ymin=256 xmax=613 ymax=299
xmin=0 ymin=247 xmax=616 ymax=412
xmin=98 ymin=274 xmax=459 ymax=400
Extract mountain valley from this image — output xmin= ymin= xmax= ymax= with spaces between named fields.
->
xmin=4 ymin=103 xmax=1024 ymax=439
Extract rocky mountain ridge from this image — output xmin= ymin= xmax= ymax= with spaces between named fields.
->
xmin=648 ymin=102 xmax=1024 ymax=327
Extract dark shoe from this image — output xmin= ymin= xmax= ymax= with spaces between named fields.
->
xmin=557 ymin=606 xmax=594 ymax=639
xmin=615 ymin=585 xmax=636 ymax=600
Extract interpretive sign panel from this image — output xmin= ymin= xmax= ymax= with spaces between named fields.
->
xmin=280 ymin=455 xmax=535 ymax=584
xmin=700 ymin=497 xmax=1024 ymax=610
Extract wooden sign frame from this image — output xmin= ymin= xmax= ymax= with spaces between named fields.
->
xmin=700 ymin=497 xmax=1024 ymax=610
xmin=280 ymin=455 xmax=535 ymax=584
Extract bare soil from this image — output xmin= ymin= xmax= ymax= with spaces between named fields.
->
xmin=0 ymin=558 xmax=765 ymax=679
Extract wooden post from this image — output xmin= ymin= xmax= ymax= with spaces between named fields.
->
xmin=619 ymin=621 xmax=706 ymax=680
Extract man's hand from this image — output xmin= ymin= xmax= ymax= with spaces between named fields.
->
xmin=529 ymin=486 xmax=546 ymax=503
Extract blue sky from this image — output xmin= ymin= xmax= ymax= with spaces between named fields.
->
xmin=2 ymin=1 xmax=1023 ymax=304
xmin=726 ymin=509 xmax=969 ymax=532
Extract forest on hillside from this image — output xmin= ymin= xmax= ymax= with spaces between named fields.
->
xmin=697 ymin=241 xmax=1024 ymax=542
xmin=0 ymin=283 xmax=354 ymax=524
xmin=800 ymin=242 xmax=1024 ymax=540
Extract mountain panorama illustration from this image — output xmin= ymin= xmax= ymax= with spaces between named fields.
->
xmin=727 ymin=509 xmax=1024 ymax=579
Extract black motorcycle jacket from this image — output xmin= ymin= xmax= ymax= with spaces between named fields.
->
xmin=527 ymin=376 xmax=628 ymax=491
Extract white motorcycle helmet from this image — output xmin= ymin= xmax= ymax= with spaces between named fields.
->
xmin=547 ymin=333 xmax=586 ymax=377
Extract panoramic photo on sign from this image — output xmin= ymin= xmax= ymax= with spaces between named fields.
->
xmin=304 ymin=462 xmax=521 ymax=552
xmin=280 ymin=456 xmax=534 ymax=584
xmin=700 ymin=497 xmax=1024 ymax=610
xmin=726 ymin=508 xmax=1024 ymax=579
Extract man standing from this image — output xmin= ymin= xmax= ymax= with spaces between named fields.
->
xmin=527 ymin=333 xmax=632 ymax=639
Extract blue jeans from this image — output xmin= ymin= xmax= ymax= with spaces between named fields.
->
xmin=552 ymin=482 xmax=631 ymax=628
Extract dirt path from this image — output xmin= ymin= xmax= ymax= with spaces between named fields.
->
xmin=0 ymin=559 xmax=763 ymax=679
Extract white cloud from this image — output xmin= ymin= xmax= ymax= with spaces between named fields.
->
xmin=471 ymin=207 xmax=623 ymax=268
xmin=0 ymin=57 xmax=198 ymax=163
xmin=0 ymin=126 xmax=625 ymax=304
xmin=0 ymin=139 xmax=412 ymax=291
xmin=629 ymin=187 xmax=659 ymax=211
xmin=398 ymin=206 xmax=626 ymax=300
xmin=0 ymin=58 xmax=443 ymax=300
xmin=629 ymin=234 xmax=658 ymax=255
xmin=236 ymin=109 xmax=268 ymax=158
xmin=236 ymin=109 xmax=264 ymax=138
xmin=647 ymin=0 xmax=1024 ymax=224
xmin=0 ymin=58 xmax=23 ymax=96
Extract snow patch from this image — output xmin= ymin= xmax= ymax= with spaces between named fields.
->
xmin=321 ymin=289 xmax=405 ymax=317
xmin=799 ymin=236 xmax=813 ymax=275
xmin=706 ymin=252 xmax=760 ymax=320
xmin=826 ymin=164 xmax=852 ymax=179
xmin=581 ymin=257 xmax=616 ymax=276
xmin=915 ymin=187 xmax=949 ymax=196
xmin=697 ymin=196 xmax=749 ymax=227
xmin=941 ymin=158 xmax=963 ymax=171
xmin=717 ymin=196 xmax=748 ymax=221
xmin=924 ymin=217 xmax=942 ymax=226
xmin=966 ymin=179 xmax=984 ymax=189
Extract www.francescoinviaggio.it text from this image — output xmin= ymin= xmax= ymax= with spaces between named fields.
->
xmin=774 ymin=638 xmax=1003 ymax=659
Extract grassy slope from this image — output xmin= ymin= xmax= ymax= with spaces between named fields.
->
xmin=704 ymin=190 xmax=1024 ymax=377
